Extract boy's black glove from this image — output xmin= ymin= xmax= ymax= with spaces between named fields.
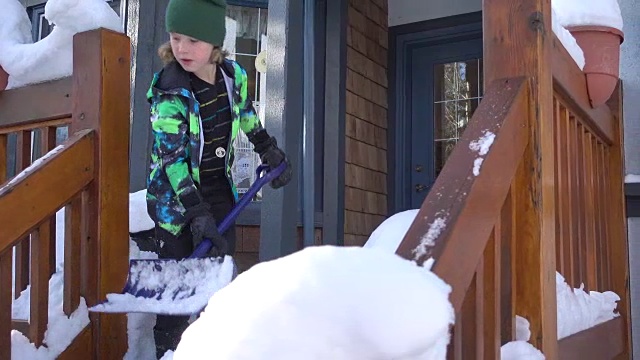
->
xmin=249 ymin=129 xmax=292 ymax=189
xmin=184 ymin=203 xmax=228 ymax=257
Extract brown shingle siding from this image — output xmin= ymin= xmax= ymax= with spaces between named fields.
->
xmin=348 ymin=6 xmax=388 ymax=50
xmin=347 ymin=27 xmax=387 ymax=68
xmin=345 ymin=163 xmax=387 ymax=195
xmin=346 ymin=114 xmax=387 ymax=150
xmin=346 ymin=91 xmax=387 ymax=129
xmin=347 ymin=47 xmax=388 ymax=88
xmin=344 ymin=0 xmax=388 ymax=241
xmin=346 ymin=70 xmax=387 ymax=108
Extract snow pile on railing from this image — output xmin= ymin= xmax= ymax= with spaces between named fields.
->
xmin=551 ymin=0 xmax=624 ymax=70
xmin=0 ymin=0 xmax=122 ymax=89
xmin=554 ymin=0 xmax=623 ymax=31
xmin=551 ymin=7 xmax=586 ymax=70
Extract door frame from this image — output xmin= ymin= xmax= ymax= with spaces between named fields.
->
xmin=387 ymin=11 xmax=482 ymax=214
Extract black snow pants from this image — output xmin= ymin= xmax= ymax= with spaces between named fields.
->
xmin=153 ymin=188 xmax=236 ymax=359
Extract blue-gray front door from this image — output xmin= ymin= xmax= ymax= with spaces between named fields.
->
xmin=383 ymin=22 xmax=483 ymax=213
xmin=408 ymin=39 xmax=483 ymax=208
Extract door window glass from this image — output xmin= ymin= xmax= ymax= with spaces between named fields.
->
xmin=433 ymin=58 xmax=483 ymax=175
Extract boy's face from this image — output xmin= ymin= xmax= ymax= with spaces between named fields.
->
xmin=170 ymin=33 xmax=214 ymax=73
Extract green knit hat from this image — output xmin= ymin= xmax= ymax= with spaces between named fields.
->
xmin=165 ymin=0 xmax=227 ymax=46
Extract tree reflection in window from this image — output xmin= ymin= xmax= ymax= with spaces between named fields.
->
xmin=433 ymin=59 xmax=483 ymax=175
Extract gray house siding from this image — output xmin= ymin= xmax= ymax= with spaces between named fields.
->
xmin=620 ymin=0 xmax=640 ymax=356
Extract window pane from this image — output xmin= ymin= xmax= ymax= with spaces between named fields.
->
xmin=432 ymin=58 xmax=483 ymax=176
xmin=225 ymin=5 xmax=269 ymax=200
xmin=433 ymin=98 xmax=479 ymax=176
xmin=434 ymin=60 xmax=481 ymax=102
xmin=235 ymin=54 xmax=257 ymax=99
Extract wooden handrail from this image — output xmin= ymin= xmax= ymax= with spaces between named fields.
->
xmin=394 ymin=1 xmax=629 ymax=357
xmin=0 ymin=129 xmax=94 ymax=251
xmin=0 ymin=77 xmax=73 ymax=131
xmin=396 ymin=77 xmax=529 ymax=311
xmin=558 ymin=317 xmax=625 ymax=359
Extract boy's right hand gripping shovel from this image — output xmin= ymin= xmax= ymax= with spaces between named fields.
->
xmin=88 ymin=162 xmax=288 ymax=316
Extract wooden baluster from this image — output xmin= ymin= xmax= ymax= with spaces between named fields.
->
xmin=29 ymin=221 xmax=51 ymax=346
xmin=500 ymin=186 xmax=515 ymax=344
xmin=475 ymin=258 xmax=485 ymax=359
xmin=553 ymin=96 xmax=565 ymax=273
xmin=41 ymin=126 xmax=58 ymax=276
xmin=593 ymin=140 xmax=605 ymax=290
xmin=553 ymin=98 xmax=565 ymax=275
xmin=64 ymin=195 xmax=82 ymax=316
xmin=460 ymin=274 xmax=478 ymax=359
xmin=599 ymin=147 xmax=611 ymax=289
xmin=568 ymin=116 xmax=581 ymax=287
xmin=576 ymin=123 xmax=587 ymax=287
xmin=0 ymin=250 xmax=12 ymax=359
xmin=483 ymin=225 xmax=501 ymax=359
xmin=449 ymin=317 xmax=462 ymax=360
xmin=583 ymin=133 xmax=598 ymax=290
xmin=558 ymin=104 xmax=575 ymax=285
xmin=0 ymin=133 xmax=6 ymax=181
xmin=14 ymin=130 xmax=31 ymax=298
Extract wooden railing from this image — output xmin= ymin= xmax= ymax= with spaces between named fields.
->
xmin=0 ymin=29 xmax=130 ymax=359
xmin=395 ymin=0 xmax=630 ymax=359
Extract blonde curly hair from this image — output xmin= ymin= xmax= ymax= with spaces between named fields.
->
xmin=158 ymin=41 xmax=228 ymax=65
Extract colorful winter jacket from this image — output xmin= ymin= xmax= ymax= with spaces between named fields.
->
xmin=146 ymin=59 xmax=263 ymax=236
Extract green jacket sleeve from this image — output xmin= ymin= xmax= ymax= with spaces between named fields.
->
xmin=237 ymin=66 xmax=263 ymax=135
xmin=150 ymin=95 xmax=201 ymax=208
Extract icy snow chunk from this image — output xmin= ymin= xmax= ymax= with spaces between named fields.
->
xmin=469 ymin=130 xmax=495 ymax=176
xmin=175 ymin=246 xmax=454 ymax=360
xmin=501 ymin=315 xmax=545 ymax=359
xmin=124 ymin=240 xmax=159 ymax=360
xmin=11 ymin=271 xmax=90 ymax=359
xmin=515 ymin=315 xmax=532 ymax=342
xmin=90 ymin=256 xmax=235 ymax=315
xmin=129 ymin=189 xmax=155 ymax=233
xmin=625 ymin=174 xmax=640 ymax=183
xmin=553 ymin=0 xmax=623 ymax=31
xmin=501 ymin=341 xmax=545 ymax=360
xmin=551 ymin=7 xmax=586 ymax=70
xmin=469 ymin=131 xmax=495 ymax=156
xmin=556 ymin=272 xmax=619 ymax=339
xmin=414 ymin=217 xmax=448 ymax=260
xmin=364 ymin=209 xmax=419 ymax=253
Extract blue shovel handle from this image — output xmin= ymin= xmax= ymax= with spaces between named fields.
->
xmin=189 ymin=161 xmax=287 ymax=258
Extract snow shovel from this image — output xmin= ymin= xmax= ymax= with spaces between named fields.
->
xmin=89 ymin=162 xmax=287 ymax=316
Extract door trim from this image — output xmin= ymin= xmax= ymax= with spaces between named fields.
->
xmin=387 ymin=11 xmax=483 ymax=214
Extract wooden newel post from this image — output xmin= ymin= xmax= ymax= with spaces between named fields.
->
xmin=483 ymin=0 xmax=558 ymax=358
xmin=70 ymin=28 xmax=131 ymax=359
